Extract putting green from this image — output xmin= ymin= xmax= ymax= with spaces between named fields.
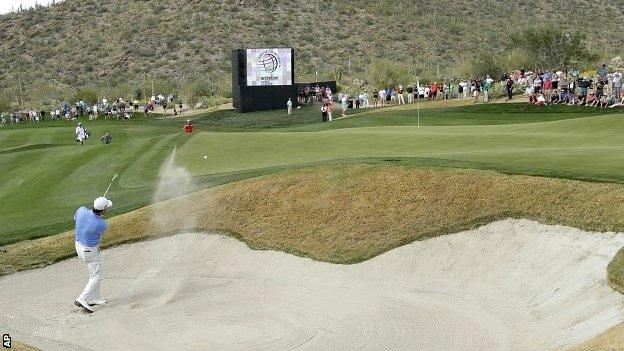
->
xmin=1 ymin=103 xmax=623 ymax=244
xmin=178 ymin=114 xmax=624 ymax=180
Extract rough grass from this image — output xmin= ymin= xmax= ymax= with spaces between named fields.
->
xmin=2 ymin=164 xmax=624 ymax=291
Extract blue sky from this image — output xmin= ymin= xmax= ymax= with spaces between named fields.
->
xmin=0 ymin=0 xmax=62 ymax=14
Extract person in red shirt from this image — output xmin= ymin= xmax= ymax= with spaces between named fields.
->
xmin=183 ymin=119 xmax=194 ymax=134
xmin=430 ymin=82 xmax=439 ymax=100
xmin=543 ymin=79 xmax=553 ymax=100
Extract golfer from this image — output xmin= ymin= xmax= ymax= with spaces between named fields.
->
xmin=74 ymin=197 xmax=112 ymax=313
xmin=75 ymin=123 xmax=87 ymax=145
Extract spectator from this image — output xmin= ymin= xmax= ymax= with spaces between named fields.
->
xmin=597 ymin=63 xmax=608 ymax=84
xmin=483 ymin=77 xmax=493 ymax=102
xmin=550 ymin=90 xmax=560 ymax=104
xmin=472 ymin=79 xmax=482 ymax=103
xmin=360 ymin=91 xmax=369 ymax=108
xmin=326 ymin=101 xmax=333 ymax=121
xmin=506 ymin=76 xmax=514 ymax=100
xmin=613 ymin=71 xmax=622 ymax=99
xmin=586 ymin=92 xmax=597 ymax=106
xmin=341 ymin=94 xmax=348 ymax=117
xmin=379 ymin=89 xmax=386 ymax=107
xmin=321 ymin=104 xmax=328 ymax=122
xmin=100 ymin=133 xmax=112 ymax=144
xmin=430 ymin=82 xmax=439 ymax=100
xmin=397 ymin=85 xmax=405 ymax=104
xmin=534 ymin=93 xmax=547 ymax=106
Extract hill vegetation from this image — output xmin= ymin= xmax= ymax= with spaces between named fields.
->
xmin=1 ymin=0 xmax=624 ymax=107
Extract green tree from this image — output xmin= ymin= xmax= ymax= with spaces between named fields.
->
xmin=508 ymin=24 xmax=596 ymax=70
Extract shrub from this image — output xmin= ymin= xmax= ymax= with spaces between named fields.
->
xmin=73 ymin=88 xmax=98 ymax=105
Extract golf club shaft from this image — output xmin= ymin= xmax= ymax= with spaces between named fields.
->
xmin=103 ymin=174 xmax=118 ymax=197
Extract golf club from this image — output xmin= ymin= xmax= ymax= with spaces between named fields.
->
xmin=103 ymin=173 xmax=119 ymax=197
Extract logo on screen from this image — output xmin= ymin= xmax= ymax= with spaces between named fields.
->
xmin=258 ymin=52 xmax=280 ymax=73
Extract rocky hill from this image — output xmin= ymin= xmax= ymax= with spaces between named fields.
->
xmin=1 ymin=0 xmax=623 ymax=102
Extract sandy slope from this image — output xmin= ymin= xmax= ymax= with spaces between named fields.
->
xmin=1 ymin=219 xmax=623 ymax=351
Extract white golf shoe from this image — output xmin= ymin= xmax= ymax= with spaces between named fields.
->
xmin=74 ymin=299 xmax=94 ymax=313
xmin=88 ymin=299 xmax=107 ymax=306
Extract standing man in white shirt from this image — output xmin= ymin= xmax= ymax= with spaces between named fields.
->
xmin=75 ymin=123 xmax=87 ymax=145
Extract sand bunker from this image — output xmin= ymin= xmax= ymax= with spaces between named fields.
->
xmin=1 ymin=219 xmax=624 ymax=351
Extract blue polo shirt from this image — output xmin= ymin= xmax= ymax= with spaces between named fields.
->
xmin=74 ymin=206 xmax=108 ymax=247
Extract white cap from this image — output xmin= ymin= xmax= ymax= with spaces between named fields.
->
xmin=93 ymin=197 xmax=113 ymax=210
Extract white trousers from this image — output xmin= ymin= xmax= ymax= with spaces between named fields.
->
xmin=76 ymin=242 xmax=102 ymax=302
xmin=397 ymin=94 xmax=405 ymax=104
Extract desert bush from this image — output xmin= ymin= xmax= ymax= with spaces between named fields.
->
xmin=72 ymin=88 xmax=98 ymax=104
xmin=508 ymin=24 xmax=597 ymax=70
xmin=366 ymin=59 xmax=413 ymax=89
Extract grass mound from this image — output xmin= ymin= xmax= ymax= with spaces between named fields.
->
xmin=3 ymin=164 xmax=624 ymax=292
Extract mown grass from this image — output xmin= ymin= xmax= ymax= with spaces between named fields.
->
xmin=290 ymin=103 xmax=621 ymax=131
xmin=5 ymin=102 xmax=623 ymax=245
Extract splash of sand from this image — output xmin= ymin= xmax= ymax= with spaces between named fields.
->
xmin=123 ymin=148 xmax=199 ymax=307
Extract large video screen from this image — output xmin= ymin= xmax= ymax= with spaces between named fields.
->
xmin=246 ymin=48 xmax=293 ymax=86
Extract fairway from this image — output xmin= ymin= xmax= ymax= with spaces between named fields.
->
xmin=179 ymin=115 xmax=624 ymax=179
xmin=1 ymin=103 xmax=624 ymax=245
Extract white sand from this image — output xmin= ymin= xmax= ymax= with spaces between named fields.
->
xmin=1 ymin=219 xmax=623 ymax=351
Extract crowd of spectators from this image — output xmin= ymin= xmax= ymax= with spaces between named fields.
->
xmin=512 ymin=64 xmax=624 ymax=108
xmin=322 ymin=63 xmax=624 ymax=119
xmin=331 ymin=77 xmax=496 ymax=117
xmin=0 ymin=93 xmax=182 ymax=127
